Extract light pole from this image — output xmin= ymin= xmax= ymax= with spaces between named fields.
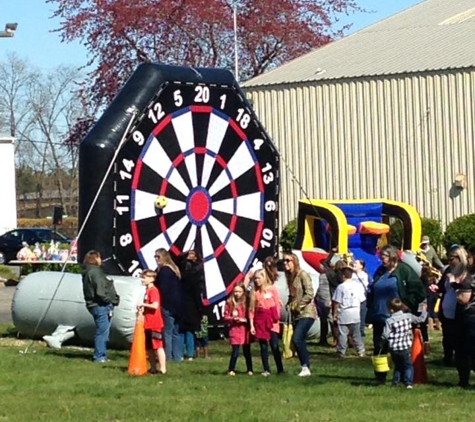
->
xmin=0 ymin=23 xmax=18 ymax=38
xmin=233 ymin=3 xmax=239 ymax=82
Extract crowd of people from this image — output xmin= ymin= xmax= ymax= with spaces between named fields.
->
xmin=80 ymin=239 xmax=475 ymax=388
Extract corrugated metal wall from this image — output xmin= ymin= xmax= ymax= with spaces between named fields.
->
xmin=246 ymin=69 xmax=475 ymax=232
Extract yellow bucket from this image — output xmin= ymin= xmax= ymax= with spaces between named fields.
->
xmin=372 ymin=355 xmax=390 ymax=372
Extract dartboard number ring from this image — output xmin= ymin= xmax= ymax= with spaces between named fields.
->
xmin=113 ymin=81 xmax=278 ymax=305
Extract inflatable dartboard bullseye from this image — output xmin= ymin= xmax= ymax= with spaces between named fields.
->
xmin=79 ymin=65 xmax=279 ymax=306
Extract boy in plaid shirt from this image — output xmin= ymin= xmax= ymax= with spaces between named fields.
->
xmin=381 ymin=298 xmax=427 ymax=389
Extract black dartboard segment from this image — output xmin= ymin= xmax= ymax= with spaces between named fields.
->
xmin=114 ymin=81 xmax=278 ymax=305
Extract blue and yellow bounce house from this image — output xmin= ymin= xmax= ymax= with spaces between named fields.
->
xmin=293 ymin=199 xmax=422 ymax=277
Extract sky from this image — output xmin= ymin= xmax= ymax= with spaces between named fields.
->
xmin=0 ymin=0 xmax=426 ymax=71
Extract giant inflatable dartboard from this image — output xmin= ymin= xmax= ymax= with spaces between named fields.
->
xmin=96 ymin=69 xmax=279 ymax=305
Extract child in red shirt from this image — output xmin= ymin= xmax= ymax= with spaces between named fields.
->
xmin=249 ymin=269 xmax=284 ymax=376
xmin=138 ymin=270 xmax=166 ymax=374
xmin=225 ymin=283 xmax=253 ymax=376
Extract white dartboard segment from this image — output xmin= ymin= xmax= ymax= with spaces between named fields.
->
xmin=208 ymin=141 xmax=256 ymax=197
xmin=212 ymin=192 xmax=263 ymax=221
xmin=203 ymin=258 xmax=226 ymax=300
xmin=201 ymin=113 xmax=229 ymax=187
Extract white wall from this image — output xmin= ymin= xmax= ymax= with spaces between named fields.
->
xmin=0 ymin=137 xmax=17 ymax=234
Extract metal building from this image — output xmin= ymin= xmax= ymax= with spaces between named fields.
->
xmin=243 ymin=0 xmax=475 ymax=231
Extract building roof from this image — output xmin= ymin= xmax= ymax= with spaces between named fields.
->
xmin=243 ymin=0 xmax=475 ymax=88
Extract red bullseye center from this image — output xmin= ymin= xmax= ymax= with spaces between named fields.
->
xmin=189 ymin=191 xmax=210 ymax=222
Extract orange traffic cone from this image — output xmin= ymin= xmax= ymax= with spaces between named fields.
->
xmin=128 ymin=316 xmax=148 ymax=376
xmin=412 ymin=328 xmax=428 ymax=384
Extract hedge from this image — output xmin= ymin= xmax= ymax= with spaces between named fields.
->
xmin=389 ymin=217 xmax=443 ymax=251
xmin=18 ymin=218 xmax=78 ymax=238
xmin=280 ymin=218 xmax=297 ymax=252
xmin=19 ymin=263 xmax=83 ymax=276
xmin=443 ymin=214 xmax=475 ymax=252
xmin=0 ymin=264 xmax=19 ymax=281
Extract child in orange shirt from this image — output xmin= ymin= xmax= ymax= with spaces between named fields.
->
xmin=138 ymin=270 xmax=166 ymax=374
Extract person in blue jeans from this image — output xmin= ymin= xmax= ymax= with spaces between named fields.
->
xmin=154 ymin=248 xmax=186 ymax=362
xmin=284 ymin=253 xmax=317 ymax=377
xmin=82 ymin=250 xmax=120 ymax=363
xmin=382 ymin=298 xmax=427 ymax=389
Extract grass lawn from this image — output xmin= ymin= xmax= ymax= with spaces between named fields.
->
xmin=0 ymin=325 xmax=474 ymax=422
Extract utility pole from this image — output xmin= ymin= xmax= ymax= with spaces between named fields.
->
xmin=233 ymin=4 xmax=239 ymax=82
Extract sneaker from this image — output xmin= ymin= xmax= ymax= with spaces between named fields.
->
xmin=261 ymin=371 xmax=271 ymax=377
xmin=247 ymin=371 xmax=254 ymax=376
xmin=406 ymin=385 xmax=413 ymax=390
xmin=358 ymin=351 xmax=366 ymax=358
xmin=298 ymin=367 xmax=311 ymax=377
xmin=335 ymin=352 xmax=345 ymax=359
xmin=228 ymin=371 xmax=236 ymax=376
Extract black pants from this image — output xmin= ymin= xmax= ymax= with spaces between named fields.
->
xmin=373 ymin=321 xmax=389 ymax=383
xmin=454 ymin=313 xmax=475 ymax=387
xmin=440 ymin=315 xmax=456 ymax=365
xmin=316 ymin=300 xmax=331 ymax=343
xmin=259 ymin=332 xmax=284 ymax=373
xmin=418 ymin=318 xmax=429 ymax=343
xmin=228 ymin=344 xmax=253 ymax=372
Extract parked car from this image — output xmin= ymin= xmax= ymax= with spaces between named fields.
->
xmin=0 ymin=228 xmax=71 ymax=264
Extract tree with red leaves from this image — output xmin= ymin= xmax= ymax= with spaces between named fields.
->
xmin=49 ymin=0 xmax=360 ymax=107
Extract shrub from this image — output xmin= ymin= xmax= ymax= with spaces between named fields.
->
xmin=443 ymin=214 xmax=475 ymax=252
xmin=388 ymin=219 xmax=403 ymax=248
xmin=389 ymin=217 xmax=443 ymax=251
xmin=19 ymin=263 xmax=82 ymax=276
xmin=422 ymin=218 xmax=444 ymax=251
xmin=0 ymin=264 xmax=19 ymax=281
xmin=17 ymin=218 xmax=78 ymax=238
xmin=280 ymin=219 xmax=297 ymax=253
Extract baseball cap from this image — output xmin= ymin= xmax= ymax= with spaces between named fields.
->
xmin=421 ymin=235 xmax=430 ymax=244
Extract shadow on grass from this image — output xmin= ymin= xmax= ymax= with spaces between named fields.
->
xmin=47 ymin=350 xmax=93 ymax=360
xmin=317 ymin=373 xmax=376 ymax=386
xmin=426 ymin=379 xmax=458 ymax=388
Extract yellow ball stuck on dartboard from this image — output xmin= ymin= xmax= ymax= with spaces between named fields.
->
xmin=155 ymin=196 xmax=168 ymax=209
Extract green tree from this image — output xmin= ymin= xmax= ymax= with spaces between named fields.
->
xmin=389 ymin=217 xmax=443 ymax=251
xmin=280 ymin=218 xmax=297 ymax=252
xmin=443 ymin=214 xmax=475 ymax=252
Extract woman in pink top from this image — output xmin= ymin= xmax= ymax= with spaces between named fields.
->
xmin=250 ymin=269 xmax=284 ymax=376
xmin=224 ymin=283 xmax=253 ymax=376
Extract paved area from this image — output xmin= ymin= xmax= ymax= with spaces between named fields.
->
xmin=0 ymin=284 xmax=15 ymax=324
